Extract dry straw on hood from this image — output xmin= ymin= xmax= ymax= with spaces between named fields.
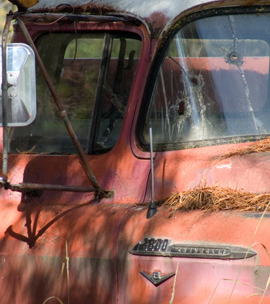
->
xmin=220 ymin=137 xmax=270 ymax=160
xmin=163 ymin=185 xmax=270 ymax=212
xmin=163 ymin=138 xmax=270 ymax=212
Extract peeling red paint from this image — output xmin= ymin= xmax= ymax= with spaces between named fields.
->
xmin=2 ymin=1 xmax=270 ymax=303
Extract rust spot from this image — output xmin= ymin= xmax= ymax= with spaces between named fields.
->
xmin=31 ymin=3 xmax=118 ymax=15
xmin=145 ymin=12 xmax=169 ymax=38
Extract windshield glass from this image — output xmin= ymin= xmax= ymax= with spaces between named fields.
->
xmin=142 ymin=13 xmax=270 ymax=150
xmin=9 ymin=32 xmax=141 ymax=154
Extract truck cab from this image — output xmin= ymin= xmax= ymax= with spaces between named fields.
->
xmin=1 ymin=0 xmax=270 ymax=303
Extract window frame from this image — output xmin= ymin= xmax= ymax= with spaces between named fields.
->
xmin=9 ymin=30 xmax=142 ymax=155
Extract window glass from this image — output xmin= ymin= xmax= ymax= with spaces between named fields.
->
xmin=9 ymin=33 xmax=141 ymax=154
xmin=143 ymin=14 xmax=270 ymax=150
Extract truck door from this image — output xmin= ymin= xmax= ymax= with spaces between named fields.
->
xmin=0 ymin=22 xmax=151 ymax=303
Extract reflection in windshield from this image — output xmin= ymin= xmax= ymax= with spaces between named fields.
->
xmin=144 ymin=13 xmax=270 ymax=149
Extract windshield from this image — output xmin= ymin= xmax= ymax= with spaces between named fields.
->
xmin=142 ymin=13 xmax=270 ymax=150
xmin=9 ymin=32 xmax=141 ymax=154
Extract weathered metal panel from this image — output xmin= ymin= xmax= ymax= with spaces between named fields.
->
xmin=29 ymin=0 xmax=270 ymax=18
xmin=144 ymin=144 xmax=270 ymax=202
xmin=3 ymin=1 xmax=270 ymax=303
xmin=0 ymin=201 xmax=127 ymax=303
xmin=117 ymin=207 xmax=270 ymax=303
xmin=30 ymin=0 xmax=219 ymax=18
xmin=27 ymin=0 xmax=270 ymax=40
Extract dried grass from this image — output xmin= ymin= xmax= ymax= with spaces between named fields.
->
xmin=163 ymin=138 xmax=270 ymax=212
xmin=220 ymin=137 xmax=270 ymax=160
xmin=163 ymin=185 xmax=270 ymax=212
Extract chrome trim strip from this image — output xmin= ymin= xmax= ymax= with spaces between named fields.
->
xmin=130 ymin=238 xmax=257 ymax=260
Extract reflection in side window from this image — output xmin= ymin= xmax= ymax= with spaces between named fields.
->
xmin=9 ymin=33 xmax=141 ymax=154
xmin=143 ymin=14 xmax=270 ymax=150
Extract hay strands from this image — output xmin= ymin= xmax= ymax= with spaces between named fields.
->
xmin=163 ymin=185 xmax=270 ymax=212
xmin=220 ymin=137 xmax=270 ymax=160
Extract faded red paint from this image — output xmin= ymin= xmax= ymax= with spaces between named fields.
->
xmin=1 ymin=1 xmax=270 ymax=304
xmin=117 ymin=209 xmax=270 ymax=303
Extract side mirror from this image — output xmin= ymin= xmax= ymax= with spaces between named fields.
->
xmin=0 ymin=43 xmax=36 ymax=127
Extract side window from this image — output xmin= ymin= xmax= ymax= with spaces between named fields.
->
xmin=142 ymin=14 xmax=270 ymax=150
xmin=9 ymin=33 xmax=141 ymax=154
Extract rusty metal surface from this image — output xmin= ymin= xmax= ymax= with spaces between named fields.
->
xmin=116 ymin=207 xmax=270 ymax=303
xmin=1 ymin=15 xmax=13 ymax=183
xmin=28 ymin=0 xmax=270 ymax=18
xmin=29 ymin=0 xmax=217 ymax=17
xmin=2 ymin=1 xmax=270 ymax=303
xmin=26 ymin=0 xmax=270 ymax=36
xmin=16 ymin=18 xmax=108 ymax=196
xmin=144 ymin=143 xmax=270 ymax=203
xmin=0 ymin=152 xmax=150 ymax=303
xmin=0 ymin=200 xmax=128 ymax=303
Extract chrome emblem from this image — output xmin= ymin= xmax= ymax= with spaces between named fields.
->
xmin=140 ymin=271 xmax=175 ymax=286
xmin=130 ymin=238 xmax=257 ymax=260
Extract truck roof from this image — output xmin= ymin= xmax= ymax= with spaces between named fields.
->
xmin=28 ymin=0 xmax=268 ymax=36
xmin=29 ymin=0 xmax=218 ymax=18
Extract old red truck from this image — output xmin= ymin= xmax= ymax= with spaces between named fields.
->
xmin=1 ymin=0 xmax=270 ymax=303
